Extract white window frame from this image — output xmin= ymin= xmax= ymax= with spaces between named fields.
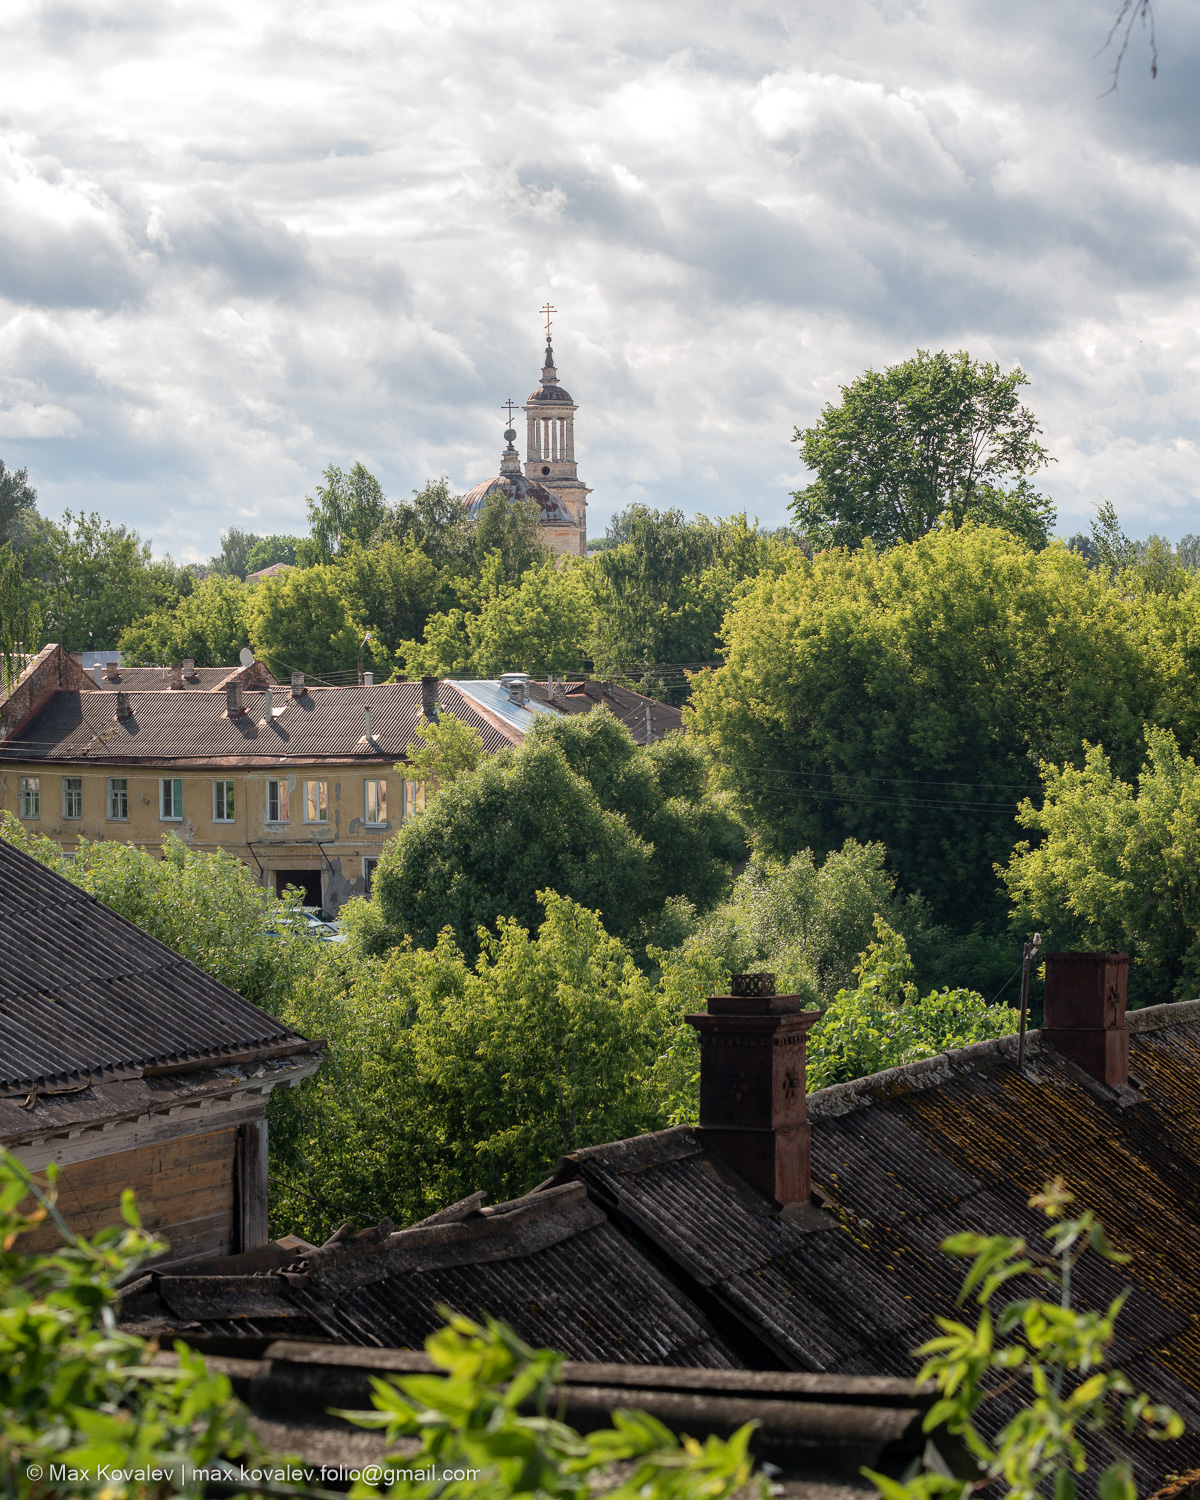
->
xmin=213 ymin=779 xmax=235 ymax=823
xmin=364 ymin=779 xmax=387 ymax=827
xmin=18 ymin=777 xmax=40 ymax=819
xmin=62 ymin=776 xmax=82 ymax=820
xmin=304 ymin=779 xmax=328 ymax=823
xmin=266 ymin=778 xmax=289 ymax=824
xmin=160 ymin=777 xmax=183 ymax=821
xmin=107 ymin=777 xmax=128 ymax=821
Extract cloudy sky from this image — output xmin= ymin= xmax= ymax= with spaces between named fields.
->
xmin=0 ymin=0 xmax=1196 ymax=561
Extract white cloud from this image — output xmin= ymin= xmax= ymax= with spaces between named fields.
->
xmin=0 ymin=0 xmax=1196 ymax=562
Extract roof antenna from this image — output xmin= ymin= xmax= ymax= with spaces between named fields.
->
xmin=1017 ymin=932 xmax=1042 ymax=1070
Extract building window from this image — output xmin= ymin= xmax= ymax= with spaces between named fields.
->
xmin=266 ymin=779 xmax=289 ymax=823
xmin=18 ymin=777 xmax=40 ymax=819
xmin=403 ymin=779 xmax=425 ymax=822
xmin=364 ymin=779 xmax=387 ymax=826
xmin=213 ymin=779 xmax=235 ymax=823
xmin=62 ymin=777 xmax=82 ymax=820
xmin=107 ymin=778 xmax=128 ymax=821
xmin=160 ymin=777 xmax=183 ymax=821
xmin=363 ymin=855 xmax=379 ymax=894
xmin=304 ymin=780 xmax=328 ymax=823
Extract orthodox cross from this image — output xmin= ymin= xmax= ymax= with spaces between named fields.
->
xmin=540 ymin=302 xmax=557 ymax=340
xmin=501 ymin=398 xmax=518 ymax=428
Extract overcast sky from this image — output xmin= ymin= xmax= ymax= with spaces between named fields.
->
xmin=0 ymin=0 xmax=1196 ymax=561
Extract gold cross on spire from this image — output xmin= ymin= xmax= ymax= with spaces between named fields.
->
xmin=540 ymin=303 xmax=557 ymax=340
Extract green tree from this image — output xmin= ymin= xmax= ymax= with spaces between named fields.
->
xmin=791 ymin=350 xmax=1054 ymax=550
xmin=270 ymin=892 xmax=671 ymax=1234
xmin=372 ymin=736 xmax=655 ymax=956
xmin=119 ymin=572 xmax=252 ymax=666
xmin=375 ymin=476 xmax=476 ymax=571
xmin=1000 ymin=726 xmax=1200 ymax=1007
xmin=249 ymin=563 xmax=363 ymax=677
xmin=687 ymin=526 xmax=1157 ymax=925
xmin=0 ymin=544 xmax=42 ymax=689
xmin=245 ymin=533 xmax=302 ymax=572
xmin=0 ymin=457 xmax=37 ymax=543
xmin=337 ymin=538 xmax=450 ymax=660
xmin=306 ymin=462 xmax=390 ymax=561
xmin=472 ymin=489 xmax=550 ymax=581
xmin=209 ymin=526 xmax=257 ymax=580
xmin=588 ymin=508 xmax=789 ymax=704
xmin=403 ymin=708 xmax=484 ymax=791
xmin=398 ymin=554 xmax=592 ymax=678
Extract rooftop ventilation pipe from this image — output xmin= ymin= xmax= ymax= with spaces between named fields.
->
xmin=421 ymin=676 xmax=439 ymax=722
xmin=685 ymin=974 xmax=820 ymax=1208
xmin=1043 ymin=951 xmax=1130 ymax=1087
xmin=226 ymin=679 xmax=246 ymax=717
xmin=92 ymin=663 xmax=104 ymax=687
xmin=115 ymin=691 xmax=132 ymax=722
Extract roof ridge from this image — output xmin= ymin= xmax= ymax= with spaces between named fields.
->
xmin=807 ymin=1030 xmax=1036 ymax=1120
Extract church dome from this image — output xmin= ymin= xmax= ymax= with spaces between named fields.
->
xmin=462 ymin=473 xmax=577 ymax=527
xmin=526 ymin=383 xmax=574 ymax=404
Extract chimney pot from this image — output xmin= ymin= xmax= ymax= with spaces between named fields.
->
xmin=363 ymin=671 xmax=374 ymax=686
xmin=421 ymin=676 xmax=439 ymax=722
xmin=1043 ymin=951 xmax=1130 ymax=1087
xmin=104 ymin=659 xmax=120 ymax=682
xmin=226 ymin=678 xmax=245 ymax=716
xmin=115 ymin=691 xmax=131 ymax=721
xmin=92 ymin=663 xmax=104 ymax=687
xmin=290 ymin=671 xmax=306 ymax=698
xmin=686 ymin=973 xmax=820 ymax=1206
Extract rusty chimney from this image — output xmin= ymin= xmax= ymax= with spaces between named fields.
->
xmin=686 ymin=973 xmax=821 ymax=1207
xmin=226 ymin=678 xmax=246 ymax=717
xmin=421 ymin=676 xmax=439 ymax=722
xmin=115 ymin=691 xmax=132 ymax=721
xmin=290 ymin=671 xmax=306 ymax=698
xmin=104 ymin=659 xmax=120 ymax=683
xmin=1043 ymin=951 xmax=1130 ymax=1087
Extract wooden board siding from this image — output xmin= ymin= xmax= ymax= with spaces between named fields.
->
xmin=20 ymin=1127 xmax=237 ymax=1263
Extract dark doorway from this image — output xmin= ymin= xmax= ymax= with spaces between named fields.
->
xmin=276 ymin=869 xmax=322 ymax=907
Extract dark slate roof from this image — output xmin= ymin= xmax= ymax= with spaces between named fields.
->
xmin=0 ymin=836 xmax=313 ymax=1097
xmin=0 ymin=681 xmax=520 ymax=766
xmin=526 ymin=384 xmax=574 ymax=404
xmin=461 ymin=473 xmax=577 ymax=527
xmin=526 ymin=679 xmax=684 ymax=746
xmin=121 ymin=1181 xmax=741 ymax=1367
xmin=122 ymin=1002 xmax=1200 ymax=1494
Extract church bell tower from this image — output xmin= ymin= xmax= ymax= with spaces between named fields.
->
xmin=523 ymin=306 xmax=589 ymax=557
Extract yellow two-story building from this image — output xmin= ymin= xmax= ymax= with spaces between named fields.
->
xmin=0 ymin=647 xmax=526 ymax=913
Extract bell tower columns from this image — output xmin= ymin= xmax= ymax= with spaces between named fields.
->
xmin=523 ymin=322 xmax=589 ymax=557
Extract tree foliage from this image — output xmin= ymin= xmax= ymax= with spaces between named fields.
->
xmin=403 ymin=708 xmax=484 ymax=791
xmin=306 ymin=461 xmax=390 ymax=561
xmin=1000 ymin=726 xmax=1200 ymax=1007
xmin=248 ymin=563 xmax=365 ymax=678
xmin=0 ymin=458 xmax=37 ymax=543
xmin=687 ymin=526 xmax=1159 ymax=924
xmin=791 ymin=350 xmax=1054 ymax=550
xmin=119 ymin=573 xmax=252 ymax=667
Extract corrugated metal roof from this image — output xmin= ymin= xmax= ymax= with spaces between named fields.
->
xmin=0 ymin=681 xmax=519 ymax=765
xmin=0 ymin=837 xmax=311 ymax=1092
xmin=450 ymin=680 xmax=559 ymax=738
xmin=526 ymin=679 xmax=685 ymax=745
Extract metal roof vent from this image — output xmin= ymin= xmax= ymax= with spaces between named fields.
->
xmin=500 ymin=672 xmax=530 ymax=706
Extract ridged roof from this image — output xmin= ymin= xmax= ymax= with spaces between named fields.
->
xmin=0 ymin=837 xmax=310 ymax=1094
xmin=0 ymin=681 xmax=521 ymax=764
xmin=460 ymin=473 xmax=577 ymax=526
xmin=526 ymin=384 xmax=574 ymax=405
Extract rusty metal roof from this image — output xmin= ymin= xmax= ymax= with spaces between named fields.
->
xmin=0 ymin=836 xmax=314 ymax=1096
xmin=0 ymin=681 xmax=519 ymax=765
xmin=527 ymin=679 xmax=685 ymax=745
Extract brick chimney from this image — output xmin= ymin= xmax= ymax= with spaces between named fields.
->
xmin=686 ymin=974 xmax=820 ymax=1206
xmin=104 ymin=659 xmax=120 ymax=683
xmin=182 ymin=658 xmax=197 ymax=682
xmin=290 ymin=671 xmax=306 ymax=698
xmin=421 ymin=676 xmax=439 ymax=722
xmin=115 ymin=691 xmax=132 ymax=721
xmin=1043 ymin=951 xmax=1130 ymax=1087
xmin=226 ymin=678 xmax=246 ymax=717
xmin=171 ymin=662 xmax=184 ymax=690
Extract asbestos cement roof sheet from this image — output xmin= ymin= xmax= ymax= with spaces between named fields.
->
xmin=0 ymin=836 xmax=311 ymax=1093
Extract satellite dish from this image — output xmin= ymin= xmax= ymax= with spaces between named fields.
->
xmin=239 ymin=647 xmax=255 ymax=667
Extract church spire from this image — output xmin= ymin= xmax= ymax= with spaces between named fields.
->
xmin=524 ymin=310 xmax=589 ymax=557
